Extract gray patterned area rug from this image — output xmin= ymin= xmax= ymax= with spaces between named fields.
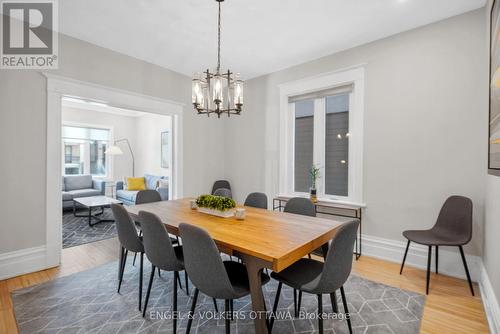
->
xmin=12 ymin=257 xmax=425 ymax=334
xmin=63 ymin=209 xmax=117 ymax=248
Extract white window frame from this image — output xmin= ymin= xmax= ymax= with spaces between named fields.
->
xmin=279 ymin=66 xmax=365 ymax=205
xmin=61 ymin=121 xmax=114 ymax=180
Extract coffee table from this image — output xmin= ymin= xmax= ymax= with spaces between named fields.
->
xmin=73 ymin=196 xmax=123 ymax=226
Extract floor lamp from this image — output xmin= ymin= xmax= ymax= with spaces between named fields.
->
xmin=105 ymin=138 xmax=135 ymax=177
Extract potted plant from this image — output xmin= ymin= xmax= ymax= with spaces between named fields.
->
xmin=310 ymin=164 xmax=320 ymax=203
xmin=195 ymin=194 xmax=236 ymax=218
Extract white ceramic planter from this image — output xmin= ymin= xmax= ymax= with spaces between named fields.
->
xmin=197 ymin=207 xmax=235 ymax=218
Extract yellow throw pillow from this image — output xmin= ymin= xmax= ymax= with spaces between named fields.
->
xmin=126 ymin=177 xmax=146 ymax=191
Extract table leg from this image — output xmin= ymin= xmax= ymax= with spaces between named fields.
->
xmin=88 ymin=207 xmax=92 ymax=226
xmin=240 ymin=254 xmax=269 ymax=334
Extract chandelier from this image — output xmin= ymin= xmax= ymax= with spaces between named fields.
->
xmin=192 ymin=0 xmax=244 ymax=118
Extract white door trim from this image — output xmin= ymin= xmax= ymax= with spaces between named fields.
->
xmin=44 ymin=73 xmax=184 ymax=269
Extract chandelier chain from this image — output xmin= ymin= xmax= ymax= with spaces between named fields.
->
xmin=217 ymin=0 xmax=221 ymax=73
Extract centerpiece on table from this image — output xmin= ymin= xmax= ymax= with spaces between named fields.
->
xmin=195 ymin=194 xmax=236 ymax=218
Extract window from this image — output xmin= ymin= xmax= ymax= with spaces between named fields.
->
xmin=62 ymin=125 xmax=110 ymax=177
xmin=280 ymin=68 xmax=364 ymax=204
xmin=325 ymin=94 xmax=349 ymax=197
xmin=294 ymin=100 xmax=314 ymax=192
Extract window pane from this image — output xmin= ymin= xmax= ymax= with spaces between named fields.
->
xmin=294 ymin=99 xmax=314 ymax=192
xmin=89 ymin=141 xmax=107 ymax=176
xmin=325 ymin=94 xmax=349 ymax=196
xmin=62 ymin=126 xmax=110 ymax=177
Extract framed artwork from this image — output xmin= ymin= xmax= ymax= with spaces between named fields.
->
xmin=490 ymin=0 xmax=500 ymax=174
xmin=161 ymin=131 xmax=169 ymax=168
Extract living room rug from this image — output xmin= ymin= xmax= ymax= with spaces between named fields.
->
xmin=62 ymin=209 xmax=117 ymax=248
xmin=12 ymin=257 xmax=425 ymax=334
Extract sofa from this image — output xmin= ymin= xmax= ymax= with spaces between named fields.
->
xmin=116 ymin=174 xmax=168 ymax=205
xmin=62 ymin=175 xmax=106 ymax=209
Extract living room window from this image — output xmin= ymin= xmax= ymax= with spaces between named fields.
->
xmin=62 ymin=125 xmax=111 ymax=177
xmin=279 ymin=67 xmax=364 ymax=204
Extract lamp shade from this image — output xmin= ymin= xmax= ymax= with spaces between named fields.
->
xmin=105 ymin=145 xmax=124 ymax=155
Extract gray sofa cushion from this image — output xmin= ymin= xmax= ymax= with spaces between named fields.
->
xmin=116 ymin=190 xmax=138 ymax=202
xmin=68 ymin=189 xmax=102 ymax=198
xmin=62 ymin=191 xmax=73 ymax=201
xmin=65 ymin=175 xmax=93 ymax=191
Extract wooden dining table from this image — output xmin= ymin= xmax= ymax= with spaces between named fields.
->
xmin=125 ymin=198 xmax=356 ymax=334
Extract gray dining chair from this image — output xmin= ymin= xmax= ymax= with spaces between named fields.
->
xmin=269 ymin=220 xmax=359 ymax=334
xmin=179 ymin=223 xmax=270 ymax=334
xmin=283 ymin=197 xmax=320 ymax=310
xmin=284 ymin=197 xmax=316 ymax=217
xmin=244 ymin=192 xmax=268 ymax=209
xmin=213 ymin=187 xmax=232 ymax=198
xmin=138 ymin=211 xmax=186 ymax=332
xmin=400 ymin=195 xmax=474 ymax=295
xmin=212 ymin=180 xmax=231 ymax=195
xmin=135 ymin=189 xmax=162 ymax=204
xmin=111 ymin=203 xmax=145 ymax=311
xmin=133 ymin=189 xmax=178 ymax=266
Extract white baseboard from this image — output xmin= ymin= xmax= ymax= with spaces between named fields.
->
xmin=361 ymin=234 xmax=482 ymax=282
xmin=0 ymin=246 xmax=48 ymax=280
xmin=479 ymin=263 xmax=500 ymax=334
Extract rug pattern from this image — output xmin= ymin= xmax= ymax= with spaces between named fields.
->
xmin=63 ymin=208 xmax=117 ymax=248
xmin=12 ymin=258 xmax=425 ymax=334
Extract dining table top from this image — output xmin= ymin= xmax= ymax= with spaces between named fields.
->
xmin=125 ymin=198 xmax=356 ymax=272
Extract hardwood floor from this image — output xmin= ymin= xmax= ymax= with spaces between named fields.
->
xmin=0 ymin=237 xmax=490 ymax=334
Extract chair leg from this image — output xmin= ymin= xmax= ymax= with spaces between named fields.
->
xmin=118 ymin=246 xmax=124 ymax=280
xmin=340 ymin=286 xmax=352 ymax=334
xmin=186 ymin=288 xmax=199 ymax=334
xmin=142 ymin=265 xmax=156 ymax=317
xmin=269 ymin=282 xmax=282 ymax=331
xmin=230 ymin=299 xmax=234 ymax=320
xmin=426 ymin=245 xmax=432 ymax=295
xmin=293 ymin=289 xmax=298 ymax=317
xmin=224 ymin=299 xmax=230 ymax=334
xmin=213 ymin=298 xmax=219 ymax=312
xmin=298 ymin=291 xmax=302 ymax=314
xmin=158 ymin=267 xmax=161 ymax=277
xmin=459 ymin=246 xmax=475 ymax=296
xmin=435 ymin=246 xmax=439 ymax=274
xmin=400 ymin=240 xmax=410 ymax=274
xmin=138 ymin=252 xmax=144 ymax=311
xmin=133 ymin=231 xmax=142 ymax=266
xmin=177 ymin=272 xmax=183 ymax=290
xmin=308 ymin=253 xmax=312 ymax=259
xmin=330 ymin=291 xmax=338 ymax=313
xmin=173 ymin=271 xmax=178 ymax=333
xmin=317 ymin=294 xmax=323 ymax=334
xmin=118 ymin=249 xmax=128 ymax=293
xmin=184 ymin=271 xmax=190 ymax=296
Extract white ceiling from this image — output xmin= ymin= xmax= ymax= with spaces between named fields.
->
xmin=59 ymin=0 xmax=486 ymax=79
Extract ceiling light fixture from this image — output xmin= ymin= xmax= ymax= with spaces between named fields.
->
xmin=191 ymin=0 xmax=244 ymax=118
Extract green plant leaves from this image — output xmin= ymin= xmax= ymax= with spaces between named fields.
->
xmin=196 ymin=194 xmax=236 ymax=211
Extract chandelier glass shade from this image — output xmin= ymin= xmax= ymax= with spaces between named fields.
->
xmin=192 ymin=0 xmax=243 ymax=117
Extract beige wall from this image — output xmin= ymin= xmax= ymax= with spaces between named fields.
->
xmin=225 ymin=10 xmax=487 ymax=256
xmin=0 ymin=27 xmax=225 ymax=254
xmin=484 ymin=0 xmax=500 ymax=319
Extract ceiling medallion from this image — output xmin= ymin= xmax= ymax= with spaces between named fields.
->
xmin=191 ymin=0 xmax=243 ymax=118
